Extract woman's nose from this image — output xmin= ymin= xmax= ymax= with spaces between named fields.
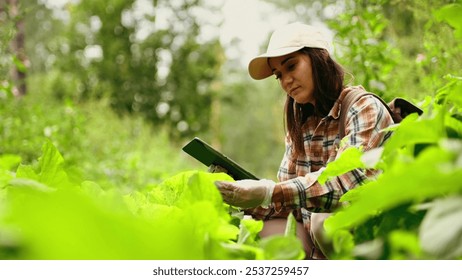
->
xmin=281 ymin=75 xmax=293 ymax=91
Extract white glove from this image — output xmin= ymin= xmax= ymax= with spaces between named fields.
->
xmin=214 ymin=179 xmax=275 ymax=209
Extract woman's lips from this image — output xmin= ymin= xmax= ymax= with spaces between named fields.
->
xmin=289 ymin=86 xmax=300 ymax=96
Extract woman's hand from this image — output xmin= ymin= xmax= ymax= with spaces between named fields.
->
xmin=214 ymin=179 xmax=275 ymax=209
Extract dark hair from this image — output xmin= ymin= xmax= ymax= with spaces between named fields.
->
xmin=284 ymin=48 xmax=345 ymax=158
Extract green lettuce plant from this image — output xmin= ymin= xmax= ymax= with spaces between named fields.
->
xmin=0 ymin=140 xmax=304 ymax=260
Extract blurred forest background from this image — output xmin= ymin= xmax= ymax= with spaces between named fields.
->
xmin=1 ymin=0 xmax=461 ymax=190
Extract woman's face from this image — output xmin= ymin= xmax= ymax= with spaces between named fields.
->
xmin=268 ymin=51 xmax=315 ymax=105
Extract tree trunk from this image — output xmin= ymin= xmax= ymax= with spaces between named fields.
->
xmin=8 ymin=0 xmax=27 ymax=97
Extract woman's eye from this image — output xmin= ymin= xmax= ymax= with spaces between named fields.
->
xmin=287 ymin=63 xmax=295 ymax=71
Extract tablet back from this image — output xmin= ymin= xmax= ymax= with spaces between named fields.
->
xmin=182 ymin=137 xmax=259 ymax=180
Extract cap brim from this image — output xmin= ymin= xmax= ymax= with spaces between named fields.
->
xmin=248 ymin=46 xmax=304 ymax=80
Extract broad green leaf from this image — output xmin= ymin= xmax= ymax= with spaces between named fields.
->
xmin=329 ymin=227 xmax=355 ymax=259
xmin=220 ymin=242 xmax=264 ymax=260
xmin=15 ymin=164 xmax=39 ymax=182
xmin=148 ymin=171 xmax=193 ymax=206
xmin=419 ymin=195 xmax=462 ymax=259
xmin=37 ymin=140 xmax=70 ymax=188
xmin=237 ymin=216 xmax=263 ymax=245
xmin=446 ymin=83 xmax=462 ymax=109
xmin=434 ymin=4 xmax=462 ymax=38
xmin=436 ymin=75 xmax=462 ymax=110
xmin=382 ymin=109 xmax=445 ymax=160
xmin=4 ymin=185 xmax=219 ymax=259
xmin=445 ymin=115 xmax=462 ymax=139
xmin=15 ymin=141 xmax=71 ymax=189
xmin=0 ymin=154 xmax=21 ymax=170
xmin=0 ymin=154 xmax=21 ymax=188
xmin=388 ymin=230 xmax=421 ymax=260
xmin=132 ymin=171 xmax=239 ymax=250
xmin=80 ymin=180 xmax=105 ymax=198
xmin=149 ymin=171 xmax=232 ymax=208
xmin=259 ymin=235 xmax=305 ymax=260
xmin=284 ymin=212 xmax=297 ymax=237
xmin=325 ymin=145 xmax=462 ymax=236
xmin=318 ymin=147 xmax=365 ymax=184
xmin=3 ymin=163 xmax=240 ymax=259
xmin=180 ymin=171 xmax=232 ymax=210
xmin=181 ymin=201 xmax=238 ymax=255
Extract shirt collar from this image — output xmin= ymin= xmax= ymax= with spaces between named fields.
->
xmin=329 ymin=88 xmax=350 ymax=120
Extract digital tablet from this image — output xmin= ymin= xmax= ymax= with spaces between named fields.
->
xmin=182 ymin=137 xmax=259 ymax=180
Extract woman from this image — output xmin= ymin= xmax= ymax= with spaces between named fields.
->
xmin=215 ymin=22 xmax=394 ymax=259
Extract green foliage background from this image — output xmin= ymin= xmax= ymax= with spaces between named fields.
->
xmin=0 ymin=0 xmax=461 ymax=259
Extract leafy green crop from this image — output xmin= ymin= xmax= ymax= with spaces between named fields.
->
xmin=320 ymin=73 xmax=462 ymax=259
xmin=1 ymin=0 xmax=460 ymax=262
xmin=313 ymin=4 xmax=462 ymax=260
xmin=0 ymin=140 xmax=304 ymax=260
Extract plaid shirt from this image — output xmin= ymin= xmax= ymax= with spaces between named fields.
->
xmin=246 ymin=88 xmax=394 ymax=258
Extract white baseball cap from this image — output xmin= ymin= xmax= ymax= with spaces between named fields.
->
xmin=248 ymin=22 xmax=332 ymax=80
